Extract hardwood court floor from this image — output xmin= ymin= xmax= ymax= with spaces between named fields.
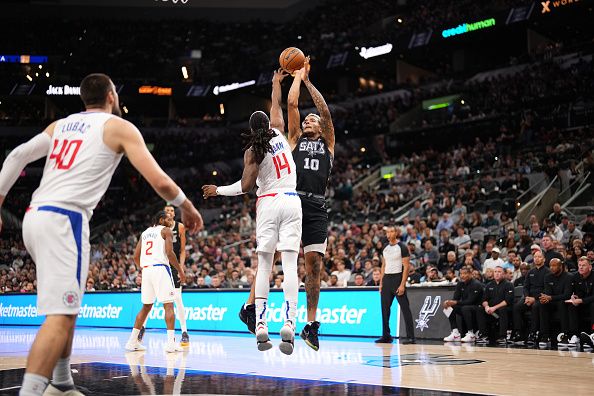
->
xmin=0 ymin=326 xmax=592 ymax=395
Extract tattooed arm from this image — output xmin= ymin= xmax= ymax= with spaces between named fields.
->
xmin=301 ymin=58 xmax=335 ymax=154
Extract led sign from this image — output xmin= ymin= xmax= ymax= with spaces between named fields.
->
xmin=138 ymin=86 xmax=172 ymax=96
xmin=46 ymin=85 xmax=80 ymax=96
xmin=441 ymin=18 xmax=496 ymax=38
xmin=0 ymin=55 xmax=48 ymax=64
xmin=359 ymin=43 xmax=393 ymax=59
xmin=213 ymin=80 xmax=255 ymax=95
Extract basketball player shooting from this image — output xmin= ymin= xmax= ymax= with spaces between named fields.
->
xmin=287 ymin=57 xmax=335 ymax=351
xmin=202 ymin=69 xmax=303 ymax=355
xmin=0 ymin=73 xmax=202 ymax=396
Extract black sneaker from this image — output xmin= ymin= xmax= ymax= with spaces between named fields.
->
xmin=400 ymin=337 xmax=416 ymax=345
xmin=496 ymin=337 xmax=508 ymax=345
xmin=557 ymin=333 xmax=569 ymax=347
xmin=374 ymin=336 xmax=393 ymax=344
xmin=180 ymin=331 xmax=190 ymax=347
xmin=526 ymin=331 xmax=538 ymax=345
xmin=138 ymin=326 xmax=145 ymax=342
xmin=300 ymin=321 xmax=320 ymax=351
xmin=510 ymin=331 xmax=524 ymax=344
xmin=538 ymin=337 xmax=551 ymax=348
xmin=580 ymin=332 xmax=594 ymax=350
xmin=239 ymin=304 xmax=256 ymax=335
xmin=475 ymin=336 xmax=489 ymax=344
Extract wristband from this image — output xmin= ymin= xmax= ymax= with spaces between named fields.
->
xmin=170 ymin=189 xmax=187 ymax=207
xmin=216 ymin=180 xmax=244 ymax=196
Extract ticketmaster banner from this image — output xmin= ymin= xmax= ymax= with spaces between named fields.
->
xmin=0 ymin=289 xmax=398 ymax=337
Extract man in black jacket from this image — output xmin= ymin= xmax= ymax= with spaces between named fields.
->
xmin=511 ymin=251 xmax=550 ymax=345
xmin=442 ymin=267 xmax=484 ymax=343
xmin=476 ymin=266 xmax=514 ymax=344
xmin=566 ymin=257 xmax=594 ymax=349
xmin=538 ymin=258 xmax=572 ymax=347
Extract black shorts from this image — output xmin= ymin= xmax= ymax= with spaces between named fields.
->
xmin=300 ymin=195 xmax=329 ymax=253
xmin=170 ymin=265 xmax=181 ymax=288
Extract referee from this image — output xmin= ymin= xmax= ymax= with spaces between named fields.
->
xmin=376 ymin=226 xmax=415 ymax=344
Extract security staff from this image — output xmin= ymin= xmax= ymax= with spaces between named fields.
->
xmin=538 ymin=258 xmax=571 ymax=346
xmin=375 ymin=227 xmax=415 ymax=344
xmin=510 ymin=251 xmax=550 ymax=345
xmin=476 ymin=266 xmax=514 ymax=344
xmin=443 ymin=266 xmax=484 ymax=342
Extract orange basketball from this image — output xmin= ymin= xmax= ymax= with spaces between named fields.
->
xmin=279 ymin=47 xmax=305 ymax=73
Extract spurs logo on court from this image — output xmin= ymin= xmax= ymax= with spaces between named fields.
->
xmin=415 ymin=296 xmax=440 ymax=331
xmin=363 ymin=353 xmax=484 ymax=368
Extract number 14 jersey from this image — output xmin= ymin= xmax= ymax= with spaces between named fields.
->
xmin=255 ymin=129 xmax=297 ymax=196
xmin=30 ymin=111 xmax=123 ymax=217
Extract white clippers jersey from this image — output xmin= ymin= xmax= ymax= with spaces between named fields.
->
xmin=256 ymin=129 xmax=297 ymax=196
xmin=140 ymin=226 xmax=169 ymax=267
xmin=30 ymin=112 xmax=123 ymax=216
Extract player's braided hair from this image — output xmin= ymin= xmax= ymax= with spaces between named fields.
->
xmin=243 ymin=111 xmax=276 ymax=163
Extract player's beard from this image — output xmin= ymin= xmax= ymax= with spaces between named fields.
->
xmin=112 ymin=105 xmax=122 ymax=117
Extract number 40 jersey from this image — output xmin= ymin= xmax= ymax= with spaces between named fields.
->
xmin=30 ymin=112 xmax=123 ymax=217
xmin=255 ymin=129 xmax=297 ymax=196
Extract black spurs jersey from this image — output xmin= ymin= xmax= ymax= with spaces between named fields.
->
xmin=292 ymin=136 xmax=333 ymax=196
xmin=170 ymin=221 xmax=182 ymax=274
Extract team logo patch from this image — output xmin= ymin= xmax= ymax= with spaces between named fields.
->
xmin=63 ymin=291 xmax=79 ymax=307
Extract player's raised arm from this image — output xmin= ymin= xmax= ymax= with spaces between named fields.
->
xmin=0 ymin=122 xmax=57 ymax=231
xmin=287 ymin=67 xmax=304 ymax=148
xmin=270 ymin=68 xmax=288 ymax=133
xmin=301 ymin=58 xmax=335 ymax=154
xmin=162 ymin=227 xmax=185 ymax=284
xmin=103 ymin=117 xmax=203 ymax=233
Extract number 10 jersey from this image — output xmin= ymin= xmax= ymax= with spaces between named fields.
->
xmin=292 ymin=136 xmax=332 ymax=196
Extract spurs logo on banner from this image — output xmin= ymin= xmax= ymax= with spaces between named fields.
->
xmin=415 ymin=296 xmax=441 ymax=331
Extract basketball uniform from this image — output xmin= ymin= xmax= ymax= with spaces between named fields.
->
xmin=292 ymin=136 xmax=333 ymax=254
xmin=255 ymin=129 xmax=302 ymax=253
xmin=139 ymin=225 xmax=176 ymax=304
xmin=170 ymin=221 xmax=182 ymax=288
xmin=22 ymin=111 xmax=123 ymax=315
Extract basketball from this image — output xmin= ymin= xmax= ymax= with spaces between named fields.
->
xmin=279 ymin=47 xmax=305 ymax=73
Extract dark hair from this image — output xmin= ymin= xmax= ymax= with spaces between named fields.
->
xmin=80 ymin=73 xmax=113 ymax=107
xmin=153 ymin=210 xmax=167 ymax=226
xmin=242 ymin=111 xmax=275 ymax=163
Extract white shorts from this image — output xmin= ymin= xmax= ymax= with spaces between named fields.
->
xmin=141 ymin=265 xmax=176 ymax=304
xmin=22 ymin=204 xmax=90 ymax=316
xmin=256 ymin=192 xmax=302 ymax=253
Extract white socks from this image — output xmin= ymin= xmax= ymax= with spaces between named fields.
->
xmin=281 ymin=250 xmax=298 ymax=324
xmin=51 ymin=357 xmax=74 ymax=387
xmin=167 ymin=330 xmax=175 ymax=344
xmin=255 ymin=252 xmax=274 ymax=323
xmin=129 ymin=328 xmax=140 ymax=343
xmin=175 ymin=288 xmax=187 ymax=333
xmin=20 ymin=373 xmax=48 ymax=396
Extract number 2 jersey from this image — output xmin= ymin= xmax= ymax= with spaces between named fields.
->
xmin=292 ymin=136 xmax=332 ymax=196
xmin=255 ymin=129 xmax=297 ymax=196
xmin=30 ymin=111 xmax=123 ymax=217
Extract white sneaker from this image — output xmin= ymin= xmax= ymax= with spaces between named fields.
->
xmin=43 ymin=384 xmax=85 ymax=396
xmin=461 ymin=331 xmax=476 ymax=343
xmin=125 ymin=341 xmax=147 ymax=352
xmin=164 ymin=342 xmax=184 ymax=353
xmin=256 ymin=322 xmax=273 ymax=351
xmin=568 ymin=335 xmax=579 ymax=347
xmin=443 ymin=330 xmax=461 ymax=342
xmin=279 ymin=321 xmax=295 ymax=355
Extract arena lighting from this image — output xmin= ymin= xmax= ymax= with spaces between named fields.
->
xmin=138 ymin=86 xmax=172 ymax=96
xmin=212 ymin=170 xmax=218 ymax=176
xmin=123 ymin=106 xmax=129 ymax=114
xmin=359 ymin=43 xmax=393 ymax=59
xmin=45 ymin=72 xmax=50 ymax=78
xmin=181 ymin=66 xmax=189 ymax=79
xmin=26 ymin=75 xmax=33 ymax=82
xmin=219 ymin=103 xmax=225 ymax=115
xmin=212 ymin=80 xmax=256 ymax=96
xmin=441 ymin=18 xmax=496 ymax=38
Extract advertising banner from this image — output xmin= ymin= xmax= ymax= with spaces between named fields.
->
xmin=0 ymin=289 xmax=400 ymax=337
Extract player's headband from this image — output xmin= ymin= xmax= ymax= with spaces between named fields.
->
xmin=302 ymin=113 xmax=321 ymax=128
